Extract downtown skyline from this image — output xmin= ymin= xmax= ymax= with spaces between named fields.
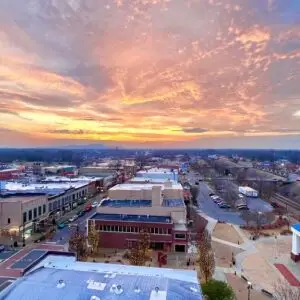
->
xmin=0 ymin=0 xmax=299 ymax=149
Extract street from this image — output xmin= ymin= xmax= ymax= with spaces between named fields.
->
xmin=49 ymin=208 xmax=96 ymax=245
xmin=47 ymin=193 xmax=104 ymax=245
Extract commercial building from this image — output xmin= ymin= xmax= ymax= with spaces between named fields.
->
xmin=89 ymin=182 xmax=188 ymax=252
xmin=136 ymin=168 xmax=179 ymax=182
xmin=0 ymin=254 xmax=202 ymax=299
xmin=0 ymin=180 xmax=92 ymax=215
xmin=43 ymin=165 xmax=78 ymax=176
xmin=79 ymin=167 xmax=117 ymax=189
xmin=0 ymin=194 xmax=48 ymax=238
xmin=0 ymin=169 xmax=22 ymax=180
xmin=108 ymin=181 xmax=183 ymax=200
xmin=291 ymin=223 xmax=300 ymax=262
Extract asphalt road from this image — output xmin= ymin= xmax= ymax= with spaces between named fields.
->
xmin=48 ymin=193 xmax=104 ymax=245
xmin=49 ymin=208 xmax=96 ymax=245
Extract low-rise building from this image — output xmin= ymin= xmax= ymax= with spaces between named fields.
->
xmin=0 ymin=194 xmax=48 ymax=237
xmin=136 ymin=167 xmax=179 ymax=182
xmin=108 ymin=181 xmax=183 ymax=200
xmin=0 ymin=181 xmax=91 ymax=215
xmin=0 ymin=254 xmax=202 ymax=299
xmin=89 ymin=183 xmax=188 ymax=252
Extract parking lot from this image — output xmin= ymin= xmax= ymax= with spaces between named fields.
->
xmin=197 ymin=182 xmax=274 ymax=225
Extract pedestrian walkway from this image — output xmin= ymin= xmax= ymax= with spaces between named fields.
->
xmin=212 ymin=237 xmax=245 ymax=250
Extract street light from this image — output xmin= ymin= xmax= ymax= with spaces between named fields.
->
xmin=247 ymin=281 xmax=252 ymax=300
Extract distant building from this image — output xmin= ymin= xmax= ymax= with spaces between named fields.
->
xmin=136 ymin=168 xmax=179 ymax=182
xmin=0 ymin=254 xmax=202 ymax=299
xmin=0 ymin=169 xmax=22 ymax=180
xmin=43 ymin=165 xmax=78 ymax=176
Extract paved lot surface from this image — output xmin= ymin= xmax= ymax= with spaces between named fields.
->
xmin=225 ymin=273 xmax=271 ymax=300
xmin=197 ymin=182 xmax=246 ymax=225
xmin=212 ymin=241 xmax=243 ymax=268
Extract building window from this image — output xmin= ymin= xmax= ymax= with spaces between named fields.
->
xmin=7 ymin=218 xmax=11 ymax=224
xmin=43 ymin=204 xmax=46 ymax=214
xmin=49 ymin=203 xmax=52 ymax=212
xmin=134 ymin=227 xmax=138 ymax=233
xmin=28 ymin=210 xmax=32 ymax=221
xmin=99 ymin=225 xmax=103 ymax=231
xmin=175 ymin=233 xmax=186 ymax=239
xmin=33 ymin=208 xmax=37 ymax=219
xmin=155 ymin=228 xmax=158 ymax=234
xmin=168 ymin=229 xmax=172 ymax=235
xmin=38 ymin=206 xmax=42 ymax=216
xmin=23 ymin=212 xmax=27 ymax=223
xmin=158 ymin=228 xmax=163 ymax=235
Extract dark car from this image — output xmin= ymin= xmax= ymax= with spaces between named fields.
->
xmin=209 ymin=193 xmax=215 ymax=196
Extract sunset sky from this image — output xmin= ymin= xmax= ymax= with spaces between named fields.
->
xmin=0 ymin=0 xmax=299 ymax=148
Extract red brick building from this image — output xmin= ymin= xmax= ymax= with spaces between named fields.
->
xmin=0 ymin=169 xmax=22 ymax=180
xmin=88 ymin=213 xmax=188 ymax=252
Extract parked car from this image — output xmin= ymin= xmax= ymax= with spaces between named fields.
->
xmin=91 ymin=201 xmax=98 ymax=208
xmin=57 ymin=223 xmax=66 ymax=229
xmin=237 ymin=205 xmax=249 ymax=210
xmin=84 ymin=204 xmax=92 ymax=212
xmin=69 ymin=215 xmax=78 ymax=222
xmin=209 ymin=193 xmax=215 ymax=196
xmin=219 ymin=203 xmax=231 ymax=209
xmin=211 ymin=195 xmax=219 ymax=200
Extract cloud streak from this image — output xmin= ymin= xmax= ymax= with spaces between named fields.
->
xmin=0 ymin=0 xmax=299 ymax=148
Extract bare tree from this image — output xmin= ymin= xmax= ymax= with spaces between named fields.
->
xmin=196 ymin=229 xmax=215 ymax=283
xmin=69 ymin=226 xmax=87 ymax=261
xmin=273 ymin=279 xmax=300 ymax=300
xmin=87 ymin=223 xmax=100 ymax=256
xmin=128 ymin=230 xmax=152 ymax=266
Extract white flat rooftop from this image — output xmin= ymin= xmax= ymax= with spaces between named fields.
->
xmin=110 ymin=183 xmax=182 ymax=190
xmin=42 ymin=176 xmax=103 ymax=182
xmin=129 ymin=177 xmax=177 ymax=184
xmin=0 ymin=181 xmax=87 ymax=194
xmin=138 ymin=168 xmax=178 ymax=174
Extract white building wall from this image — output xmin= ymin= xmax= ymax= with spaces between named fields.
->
xmin=108 ymin=186 xmax=183 ymax=200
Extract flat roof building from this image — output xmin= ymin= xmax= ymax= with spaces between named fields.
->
xmin=91 ymin=181 xmax=187 ymax=252
xmin=136 ymin=168 xmax=178 ymax=182
xmin=0 ymin=254 xmax=202 ymax=299
xmin=0 ymin=194 xmax=48 ymax=238
xmin=108 ymin=181 xmax=183 ymax=201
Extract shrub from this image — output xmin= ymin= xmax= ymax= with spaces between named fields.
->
xmin=201 ymin=279 xmax=235 ymax=300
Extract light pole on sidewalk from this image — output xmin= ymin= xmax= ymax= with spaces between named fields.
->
xmin=247 ymin=281 xmax=252 ymax=300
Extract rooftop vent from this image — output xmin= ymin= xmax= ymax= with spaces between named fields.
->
xmin=56 ymin=279 xmax=65 ymax=289
xmin=110 ymin=284 xmax=123 ymax=294
xmin=90 ymin=296 xmax=101 ymax=300
xmin=134 ymin=286 xmax=141 ymax=293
